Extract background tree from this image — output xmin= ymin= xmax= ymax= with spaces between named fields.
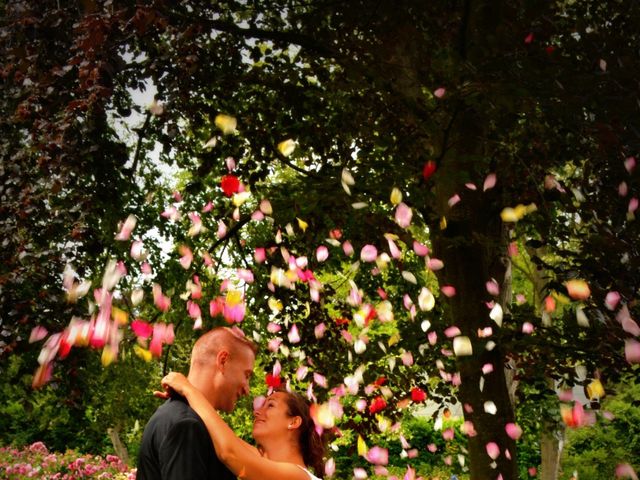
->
xmin=1 ymin=1 xmax=639 ymax=479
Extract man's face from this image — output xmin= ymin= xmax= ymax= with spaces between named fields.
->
xmin=214 ymin=345 xmax=255 ymax=412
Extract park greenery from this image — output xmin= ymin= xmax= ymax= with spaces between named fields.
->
xmin=1 ymin=1 xmax=640 ymax=479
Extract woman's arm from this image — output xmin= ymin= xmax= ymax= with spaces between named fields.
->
xmin=160 ymin=372 xmax=309 ymax=480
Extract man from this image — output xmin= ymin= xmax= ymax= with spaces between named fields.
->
xmin=137 ymin=326 xmax=257 ymax=479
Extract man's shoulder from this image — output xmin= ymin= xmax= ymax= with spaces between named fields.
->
xmin=146 ymin=397 xmax=203 ymax=430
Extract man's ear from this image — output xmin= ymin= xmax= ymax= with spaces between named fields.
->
xmin=216 ymin=349 xmax=230 ymax=372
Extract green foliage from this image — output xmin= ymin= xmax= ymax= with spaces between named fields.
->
xmin=0 ymin=348 xmax=160 ymax=464
xmin=560 ymin=373 xmax=640 ymax=480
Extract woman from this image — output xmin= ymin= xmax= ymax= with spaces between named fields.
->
xmin=158 ymin=372 xmax=324 ymax=480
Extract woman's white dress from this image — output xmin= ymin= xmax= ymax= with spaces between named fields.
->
xmin=297 ymin=465 xmax=321 ymax=480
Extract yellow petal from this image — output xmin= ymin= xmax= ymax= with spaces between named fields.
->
xmin=111 ymin=307 xmax=128 ymax=326
xmin=268 ymin=297 xmax=283 ymax=313
xmin=390 ymin=187 xmax=403 ymax=205
xmin=101 ymin=346 xmax=115 ymax=367
xmin=232 ymin=191 xmax=251 ymax=207
xmin=388 ymin=333 xmax=400 ymax=346
xmin=357 ymin=435 xmax=368 ymax=456
xmin=586 ymin=379 xmax=605 ymax=401
xmin=214 ymin=114 xmax=237 ymax=135
xmin=297 ymin=217 xmax=308 ymax=232
xmin=277 ymin=139 xmax=296 ymax=157
xmin=440 ymin=216 xmax=447 ymax=230
xmin=134 ymin=345 xmax=153 ymax=362
xmin=500 ymin=207 xmax=521 ymax=222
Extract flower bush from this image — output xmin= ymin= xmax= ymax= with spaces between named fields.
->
xmin=0 ymin=442 xmax=135 ymax=479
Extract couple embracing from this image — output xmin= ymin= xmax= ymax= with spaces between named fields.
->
xmin=137 ymin=327 xmax=324 ymax=480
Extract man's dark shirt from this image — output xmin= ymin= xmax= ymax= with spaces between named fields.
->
xmin=137 ymin=395 xmax=236 ymax=480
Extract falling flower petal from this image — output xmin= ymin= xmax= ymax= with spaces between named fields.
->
xmin=277 ymin=139 xmax=296 ymax=157
xmin=441 ymin=285 xmax=456 ymax=297
xmin=418 ymin=288 xmax=435 ymax=311
xmin=390 ymin=187 xmax=403 ymax=205
xmin=566 ymin=279 xmax=591 ymax=300
xmin=325 ymin=458 xmax=336 ymax=478
xmin=486 ymin=442 xmax=500 ymax=460
xmin=605 ymin=291 xmax=621 ymax=310
xmin=412 ymin=241 xmax=429 ymax=256
xmin=29 ymin=326 xmax=48 ymax=343
xmin=434 ymin=87 xmax=446 ymax=98
xmin=625 ymin=339 xmax=640 ymax=363
xmin=395 ymin=202 xmax=412 ymax=228
xmin=453 ymin=336 xmax=473 ymax=356
xmin=448 ymin=194 xmax=461 ymax=207
xmin=115 ymin=215 xmax=137 ymax=241
xmin=215 ymin=114 xmax=237 ymax=134
xmin=483 ymin=173 xmax=497 ymax=191
xmin=616 ymin=463 xmax=639 ymax=480
xmin=427 ymin=257 xmax=444 ymax=271
xmin=360 ymin=245 xmax=378 ymax=262
xmin=486 ymin=278 xmax=500 ymax=296
xmin=505 ymin=423 xmax=523 ymax=440
xmin=489 ymin=303 xmax=503 ymax=327
xmin=484 ymin=401 xmax=497 ymax=415
xmin=422 ymin=160 xmax=437 ymax=180
xmin=288 ymin=324 xmax=301 ymax=343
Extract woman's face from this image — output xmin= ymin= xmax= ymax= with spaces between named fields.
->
xmin=252 ymin=392 xmax=297 ymax=442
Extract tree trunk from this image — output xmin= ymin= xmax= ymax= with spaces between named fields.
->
xmin=108 ymin=426 xmax=129 ymax=465
xmin=433 ymin=220 xmax=518 ymax=480
xmin=540 ymin=422 xmax=564 ymax=480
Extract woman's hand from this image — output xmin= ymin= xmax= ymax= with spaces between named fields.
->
xmin=152 ymin=372 xmax=193 ymax=399
xmin=161 ymin=372 xmax=193 ymax=397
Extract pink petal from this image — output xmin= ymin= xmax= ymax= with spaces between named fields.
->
xmin=324 ymin=458 xmax=336 ymax=478
xmin=342 ymin=240 xmax=354 ymax=256
xmin=619 ymin=181 xmax=629 ymax=196
xmin=440 ymin=285 xmax=456 ymax=297
xmin=605 ymin=291 xmax=621 ymax=310
xmin=288 ymin=324 xmax=301 ymax=343
xmin=444 ymin=326 xmax=461 ymax=337
xmin=412 ymin=241 xmax=429 ymax=256
xmin=485 ymin=278 xmax=500 ymax=296
xmin=131 ymin=319 xmax=153 ymax=339
xmin=615 ymin=463 xmax=638 ymax=480
xmin=433 ymin=87 xmax=446 ymax=98
xmin=360 ymin=244 xmax=378 ymax=262
xmin=29 ymin=326 xmax=48 ymax=343
xmin=427 ymin=258 xmax=444 ymax=270
xmin=316 ymin=246 xmax=329 ymax=262
xmin=625 ymin=339 xmax=640 ymax=363
xmin=624 ymin=156 xmax=637 ymax=173
xmin=483 ymin=173 xmax=497 ymax=191
xmin=486 ymin=442 xmax=500 ymax=460
xmin=254 ymin=247 xmax=266 ymax=263
xmin=394 ymin=202 xmax=413 ymax=228
xmin=505 ymin=423 xmax=523 ymax=440
xmin=465 ymin=182 xmax=477 ymax=190
xmin=629 ymin=197 xmax=639 ymax=213
xmin=315 ymin=322 xmax=326 ymax=338
xmin=448 ymin=194 xmax=461 ymax=207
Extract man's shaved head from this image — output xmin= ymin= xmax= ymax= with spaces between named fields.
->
xmin=187 ymin=327 xmax=257 ymax=411
xmin=190 ymin=326 xmax=257 ymax=369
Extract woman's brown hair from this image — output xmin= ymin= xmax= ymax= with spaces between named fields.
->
xmin=279 ymin=389 xmax=325 ymax=478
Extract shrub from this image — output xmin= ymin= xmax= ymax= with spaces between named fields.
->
xmin=0 ymin=442 xmax=136 ymax=479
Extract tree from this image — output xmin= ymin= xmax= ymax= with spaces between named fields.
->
xmin=2 ymin=1 xmax=640 ymax=479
